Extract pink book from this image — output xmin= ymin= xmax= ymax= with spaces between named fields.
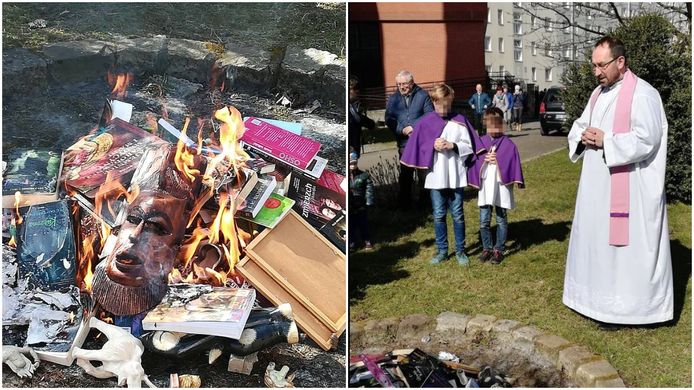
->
xmin=242 ymin=117 xmax=321 ymax=170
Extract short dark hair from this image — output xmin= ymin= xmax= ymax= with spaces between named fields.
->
xmin=484 ymin=107 xmax=504 ymax=126
xmin=595 ymin=36 xmax=627 ymax=63
xmin=349 ymin=77 xmax=360 ymax=90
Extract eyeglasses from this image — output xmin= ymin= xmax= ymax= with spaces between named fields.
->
xmin=591 ymin=57 xmax=620 ymax=72
xmin=396 ymin=81 xmax=413 ymax=87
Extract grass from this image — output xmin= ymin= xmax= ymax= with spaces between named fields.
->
xmin=349 ymin=150 xmax=692 ymax=387
xmin=2 ymin=3 xmax=345 ymax=56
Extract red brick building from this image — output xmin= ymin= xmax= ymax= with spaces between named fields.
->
xmin=349 ymin=2 xmax=488 ymax=106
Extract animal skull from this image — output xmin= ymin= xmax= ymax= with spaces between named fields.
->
xmin=72 ymin=317 xmax=156 ymax=388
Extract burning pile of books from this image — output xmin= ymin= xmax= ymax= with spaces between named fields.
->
xmin=2 ymin=72 xmax=346 ymax=378
xmin=350 ymin=349 xmax=512 ymax=388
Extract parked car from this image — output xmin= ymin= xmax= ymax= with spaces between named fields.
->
xmin=540 ymin=86 xmax=567 ymax=135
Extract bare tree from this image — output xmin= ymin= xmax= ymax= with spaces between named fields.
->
xmin=516 ymin=2 xmax=690 ymax=65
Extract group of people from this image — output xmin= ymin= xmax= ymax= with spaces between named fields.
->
xmin=349 ymin=71 xmax=526 ymax=265
xmin=397 ymin=82 xmax=525 ymax=265
xmin=469 ymin=83 xmax=527 ymax=134
xmin=349 ymin=35 xmax=673 ymax=326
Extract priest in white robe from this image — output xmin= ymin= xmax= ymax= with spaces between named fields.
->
xmin=563 ymin=36 xmax=673 ymax=325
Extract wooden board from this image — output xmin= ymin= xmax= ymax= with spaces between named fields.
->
xmin=237 ymin=257 xmax=337 ymax=350
xmin=245 ymin=209 xmax=346 ymax=333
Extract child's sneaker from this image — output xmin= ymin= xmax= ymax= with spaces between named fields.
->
xmin=364 ymin=241 xmax=373 ymax=250
xmin=456 ymin=251 xmax=470 ymax=266
xmin=490 ymin=249 xmax=504 ymax=265
xmin=479 ymin=249 xmax=493 ymax=263
xmin=430 ymin=252 xmax=447 ymax=265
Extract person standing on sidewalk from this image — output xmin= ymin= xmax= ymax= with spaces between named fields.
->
xmin=511 ymin=85 xmax=525 ymax=132
xmin=468 ymin=83 xmax=491 ymax=135
xmin=385 ymin=70 xmax=434 ymax=209
xmin=348 ymin=77 xmax=375 ymax=158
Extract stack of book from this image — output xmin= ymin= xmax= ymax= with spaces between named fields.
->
xmin=238 ymin=117 xmax=346 ymax=251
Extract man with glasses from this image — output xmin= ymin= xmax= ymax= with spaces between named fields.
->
xmin=385 ymin=70 xmax=434 ymax=209
xmin=563 ymin=36 xmax=673 ymax=326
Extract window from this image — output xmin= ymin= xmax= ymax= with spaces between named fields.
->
xmin=532 ymin=67 xmax=537 ymax=81
xmin=532 ymin=41 xmax=537 ymax=56
xmin=564 ymin=24 xmax=570 ymax=34
xmin=498 ymin=9 xmax=504 ymax=25
xmin=487 ymin=8 xmax=492 ymax=23
xmin=564 ymin=46 xmax=571 ymax=59
xmin=499 ymin=65 xmax=506 ymax=75
xmin=545 ymin=43 xmax=553 ymax=57
xmin=513 ymin=12 xmax=523 ymax=35
xmin=587 ymin=11 xmax=592 ymax=20
xmin=563 ymin=2 xmax=571 ymax=9
xmin=545 ymin=19 xmax=553 ymax=31
xmin=485 ymin=36 xmax=492 ymax=52
xmin=498 ymin=37 xmax=505 ymax=53
xmin=485 ymin=65 xmax=492 ymax=74
xmin=514 ymin=39 xmax=523 ymax=62
xmin=545 ymin=67 xmax=553 ymax=81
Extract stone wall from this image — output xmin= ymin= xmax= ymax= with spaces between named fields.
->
xmin=350 ymin=312 xmax=626 ymax=387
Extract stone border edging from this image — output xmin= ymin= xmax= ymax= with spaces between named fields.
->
xmin=3 ymin=38 xmax=345 ymax=107
xmin=350 ymin=312 xmax=626 ymax=387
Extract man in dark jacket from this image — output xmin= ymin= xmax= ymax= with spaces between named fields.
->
xmin=385 ymin=70 xmax=433 ymax=209
xmin=349 ymin=77 xmax=376 ymax=157
xmin=468 ymin=83 xmax=492 ymax=135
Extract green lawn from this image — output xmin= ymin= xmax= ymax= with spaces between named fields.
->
xmin=349 ymin=150 xmax=691 ymax=387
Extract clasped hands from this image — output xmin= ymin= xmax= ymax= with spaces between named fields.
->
xmin=581 ymin=127 xmax=604 ymax=149
xmin=485 ymin=151 xmax=497 ymax=165
xmin=434 ymin=138 xmax=454 ymax=152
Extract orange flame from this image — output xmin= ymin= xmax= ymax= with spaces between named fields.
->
xmin=79 ymin=234 xmax=96 ymax=293
xmin=108 ymin=72 xmax=132 ymax=99
xmin=174 ymin=118 xmax=202 ymax=181
xmin=14 ymin=192 xmax=23 ymax=224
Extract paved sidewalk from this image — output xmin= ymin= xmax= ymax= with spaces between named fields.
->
xmin=358 ymin=121 xmax=568 ymax=172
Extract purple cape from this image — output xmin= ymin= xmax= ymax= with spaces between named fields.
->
xmin=399 ymin=112 xmax=479 ymax=169
xmin=467 ymin=134 xmax=525 ymax=188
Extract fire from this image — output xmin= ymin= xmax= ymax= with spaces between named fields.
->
xmin=107 ymin=72 xmax=132 ymax=99
xmin=215 ymin=106 xmax=249 ymax=165
xmin=78 ymin=234 xmax=96 ymax=293
xmin=173 ymin=118 xmax=201 ymax=181
xmin=14 ymin=192 xmax=23 ymax=224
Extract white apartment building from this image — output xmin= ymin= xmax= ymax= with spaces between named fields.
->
xmin=484 ymin=2 xmax=688 ymax=91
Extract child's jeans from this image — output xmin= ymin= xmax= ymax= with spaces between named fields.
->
xmin=480 ymin=205 xmax=508 ymax=252
xmin=349 ymin=210 xmax=370 ymax=244
xmin=430 ymin=188 xmax=465 ymax=255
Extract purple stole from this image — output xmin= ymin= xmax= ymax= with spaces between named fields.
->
xmin=588 ymin=69 xmax=638 ymax=246
xmin=399 ymin=112 xmax=478 ymax=169
xmin=467 ymin=135 xmax=524 ymax=189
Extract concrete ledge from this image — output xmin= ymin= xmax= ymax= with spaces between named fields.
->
xmin=10 ymin=37 xmax=343 ymax=111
